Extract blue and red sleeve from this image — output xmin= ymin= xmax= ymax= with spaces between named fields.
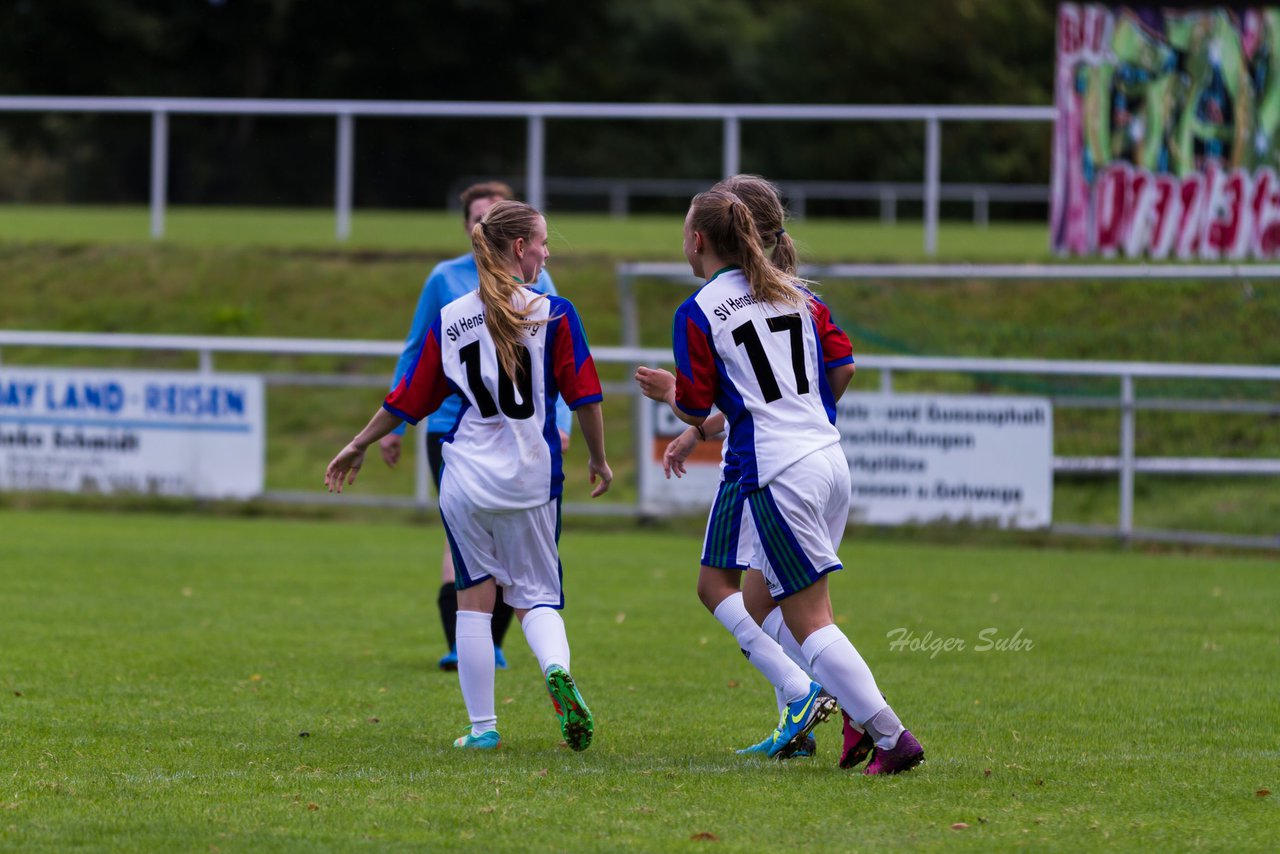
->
xmin=673 ymin=301 xmax=717 ymax=417
xmin=548 ymin=298 xmax=602 ymax=409
xmin=383 ymin=317 xmax=450 ymax=424
xmin=811 ymin=296 xmax=854 ymax=369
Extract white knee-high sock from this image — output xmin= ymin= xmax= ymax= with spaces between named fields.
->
xmin=714 ymin=593 xmax=810 ymax=705
xmin=762 ymin=607 xmax=811 ymax=675
xmin=765 ymin=608 xmax=866 ymax=735
xmin=520 ymin=606 xmax=570 ymax=675
xmin=455 ymin=610 xmax=496 ymax=735
xmin=801 ymin=623 xmax=902 ymax=749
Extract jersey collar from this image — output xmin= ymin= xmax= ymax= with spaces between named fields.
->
xmin=704 ymin=265 xmax=741 ymax=285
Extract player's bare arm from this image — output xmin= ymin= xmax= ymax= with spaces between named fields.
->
xmin=663 ymin=411 xmax=726 ymax=478
xmin=326 ymin=408 xmax=404 ymax=493
xmin=378 ymin=433 xmax=402 ymax=467
xmin=573 ymin=401 xmax=613 ymax=498
xmin=826 ymin=363 xmax=856 ymax=400
xmin=634 ymin=366 xmax=676 ymax=406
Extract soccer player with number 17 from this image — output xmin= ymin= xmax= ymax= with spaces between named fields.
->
xmin=653 ymin=188 xmax=924 ymax=774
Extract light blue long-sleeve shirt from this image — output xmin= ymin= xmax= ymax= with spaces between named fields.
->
xmin=389 ymin=253 xmax=571 ymax=435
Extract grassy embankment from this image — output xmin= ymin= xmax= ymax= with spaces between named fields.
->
xmin=1 ymin=205 xmax=1277 ymax=539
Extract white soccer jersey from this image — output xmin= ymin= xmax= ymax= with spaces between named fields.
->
xmin=384 ymin=287 xmax=602 ymax=510
xmin=673 ymin=266 xmax=853 ymax=490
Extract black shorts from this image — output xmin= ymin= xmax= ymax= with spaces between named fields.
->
xmin=427 ymin=431 xmax=447 ymax=491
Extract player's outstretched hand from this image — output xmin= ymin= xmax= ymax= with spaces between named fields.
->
xmin=325 ymin=443 xmax=366 ymax=493
xmin=588 ymin=457 xmax=613 ymax=498
xmin=378 ymin=433 xmax=401 ymax=468
xmin=634 ymin=366 xmax=676 ymax=405
xmin=663 ymin=427 xmax=699 ymax=479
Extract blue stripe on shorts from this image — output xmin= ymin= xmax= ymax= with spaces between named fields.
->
xmin=748 ymin=485 xmax=821 ymax=597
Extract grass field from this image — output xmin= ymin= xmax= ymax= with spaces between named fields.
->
xmin=3 ymin=508 xmax=1278 ymax=852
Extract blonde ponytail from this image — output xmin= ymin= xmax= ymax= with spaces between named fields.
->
xmin=714 ymin=174 xmax=799 ymax=278
xmin=689 ymin=189 xmax=807 ymax=310
xmin=469 ymin=200 xmax=550 ymax=382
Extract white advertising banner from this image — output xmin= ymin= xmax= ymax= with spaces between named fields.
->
xmin=838 ymin=393 xmax=1053 ymax=528
xmin=0 ymin=367 xmax=264 ymax=499
xmin=637 ymin=393 xmax=1053 ymax=528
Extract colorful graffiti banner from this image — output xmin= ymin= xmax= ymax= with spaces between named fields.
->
xmin=1052 ymin=4 xmax=1280 ymax=257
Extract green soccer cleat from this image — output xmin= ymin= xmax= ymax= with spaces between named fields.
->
xmin=453 ymin=729 xmax=501 ymax=750
xmin=545 ymin=665 xmax=594 ymax=751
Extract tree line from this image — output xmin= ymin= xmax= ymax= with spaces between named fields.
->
xmin=0 ymin=0 xmax=1056 ymax=212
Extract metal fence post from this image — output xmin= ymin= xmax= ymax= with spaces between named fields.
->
xmin=723 ymin=115 xmax=740 ymax=178
xmin=527 ymin=114 xmax=546 ymax=211
xmin=1119 ymin=374 xmax=1136 ymax=539
xmin=335 ymin=113 xmax=354 ymax=242
xmin=880 ymin=187 xmax=897 ymax=225
xmin=609 ymin=184 xmax=628 ymax=217
xmin=150 ymin=110 xmax=168 ymax=240
xmin=924 ymin=115 xmax=940 ymax=256
xmin=880 ymin=368 xmax=894 ymax=393
xmin=198 ymin=350 xmax=214 ymax=374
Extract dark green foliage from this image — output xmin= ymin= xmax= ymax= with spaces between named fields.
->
xmin=0 ymin=2 xmax=1056 ymax=206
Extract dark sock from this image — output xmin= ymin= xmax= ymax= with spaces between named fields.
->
xmin=492 ymin=591 xmax=514 ymax=648
xmin=437 ymin=582 xmax=458 ymax=650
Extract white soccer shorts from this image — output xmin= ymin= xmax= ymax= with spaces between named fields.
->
xmin=748 ymin=443 xmax=849 ymax=600
xmin=439 ymin=484 xmax=564 ymax=610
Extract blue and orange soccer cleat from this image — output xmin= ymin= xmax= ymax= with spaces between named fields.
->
xmin=453 ymin=729 xmax=501 ymax=750
xmin=545 ymin=665 xmax=594 ymax=751
xmin=767 ymin=683 xmax=837 ymax=759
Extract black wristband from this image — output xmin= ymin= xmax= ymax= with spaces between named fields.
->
xmin=695 ymin=423 xmax=706 ymax=441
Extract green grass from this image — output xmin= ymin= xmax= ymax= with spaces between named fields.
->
xmin=0 ymin=203 xmax=1055 ymax=261
xmin=2 ymin=508 xmax=1277 ymax=851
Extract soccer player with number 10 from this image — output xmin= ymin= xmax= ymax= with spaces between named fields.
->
xmin=325 ymin=200 xmax=611 ymax=753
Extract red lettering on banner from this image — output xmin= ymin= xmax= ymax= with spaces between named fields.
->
xmin=1175 ymin=175 xmax=1205 ymax=259
xmin=1060 ymin=4 xmax=1083 ymax=60
xmin=1123 ymin=170 xmax=1154 ymax=257
xmin=1249 ymin=168 xmax=1280 ymax=257
xmin=1148 ymin=175 xmax=1180 ymax=259
xmin=1084 ymin=5 xmax=1109 ymax=58
xmin=1200 ymin=166 xmax=1251 ymax=259
xmin=1095 ymin=164 xmax=1131 ymax=256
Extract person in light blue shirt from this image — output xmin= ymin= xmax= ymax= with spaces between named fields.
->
xmin=379 ymin=181 xmax=571 ymax=672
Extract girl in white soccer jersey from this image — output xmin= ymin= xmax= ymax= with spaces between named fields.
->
xmin=637 ymin=175 xmax=864 ymax=763
xmin=325 ymin=200 xmax=612 ymax=753
xmin=647 ymin=188 xmax=924 ymax=774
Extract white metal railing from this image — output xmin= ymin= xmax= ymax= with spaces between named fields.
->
xmin=0 ymin=96 xmax=1055 ymax=252
xmin=2 ymin=327 xmax=1278 ymax=549
xmin=450 ymin=176 xmax=1049 ymax=224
